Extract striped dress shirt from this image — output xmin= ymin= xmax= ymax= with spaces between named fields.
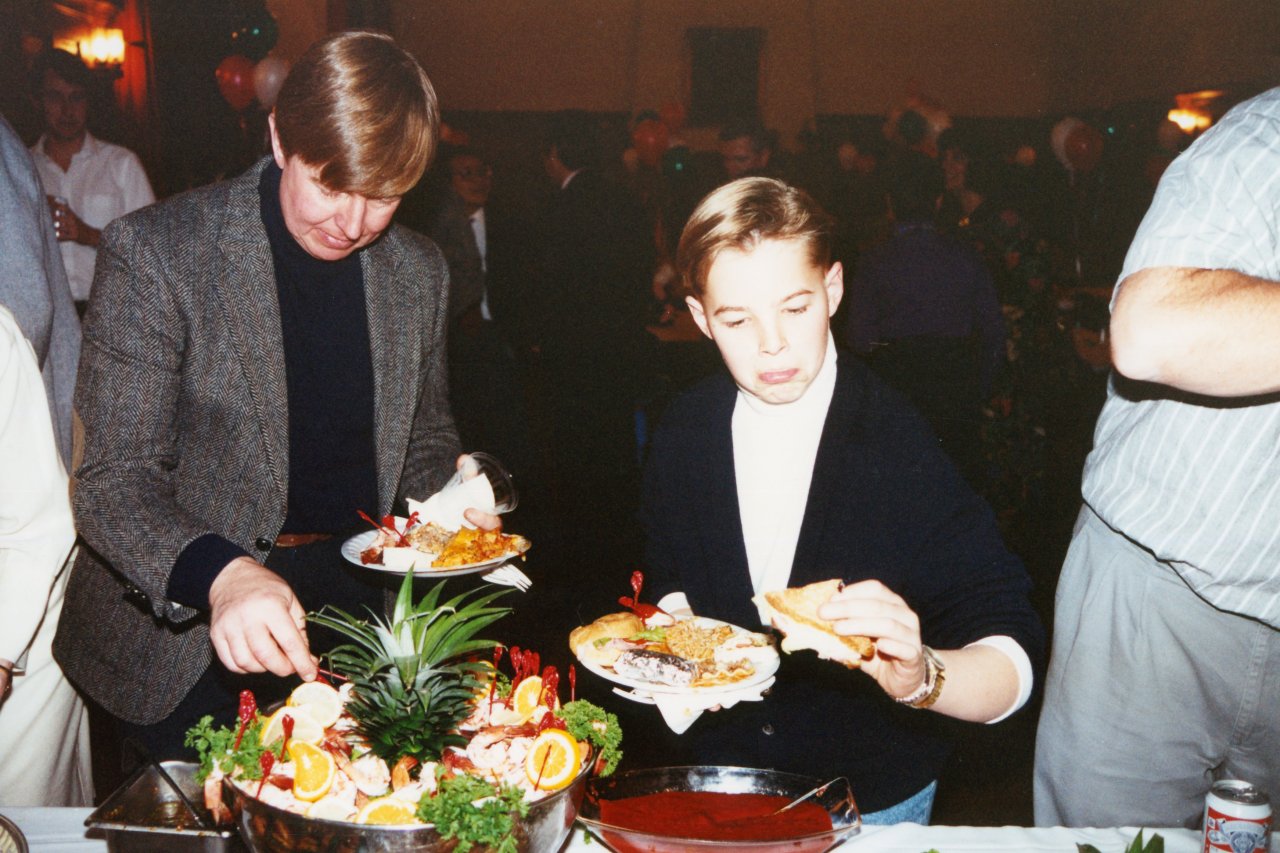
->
xmin=1082 ymin=86 xmax=1280 ymax=628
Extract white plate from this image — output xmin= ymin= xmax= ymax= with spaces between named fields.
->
xmin=340 ymin=526 xmax=524 ymax=576
xmin=575 ymin=616 xmax=780 ymax=696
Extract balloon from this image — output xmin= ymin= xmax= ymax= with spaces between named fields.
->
xmin=1156 ymin=118 xmax=1186 ymax=152
xmin=631 ymin=118 xmax=669 ymax=168
xmin=658 ymin=101 xmax=687 ymax=132
xmin=230 ymin=8 xmax=279 ymax=61
xmin=1065 ymin=122 xmax=1104 ymax=174
xmin=252 ymin=56 xmax=289 ymax=110
xmin=1050 ymin=117 xmax=1083 ymax=169
xmin=216 ymin=55 xmax=257 ymax=112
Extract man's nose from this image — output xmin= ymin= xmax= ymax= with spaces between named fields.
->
xmin=335 ymin=195 xmax=366 ymax=240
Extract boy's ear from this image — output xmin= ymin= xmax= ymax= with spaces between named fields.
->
xmin=686 ymin=294 xmax=713 ymax=340
xmin=824 ymin=261 xmax=844 ymax=317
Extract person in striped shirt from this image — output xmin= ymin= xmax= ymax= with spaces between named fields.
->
xmin=1034 ymin=88 xmax=1280 ymax=828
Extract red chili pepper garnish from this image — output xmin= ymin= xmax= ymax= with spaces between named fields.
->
xmin=541 ymin=666 xmax=559 ymax=710
xmin=619 ymin=569 xmax=668 ymax=620
xmin=256 ymin=752 xmax=275 ymax=798
xmin=357 ymin=510 xmax=414 ymax=547
xmin=233 ymin=689 xmax=257 ymax=751
xmin=533 ymin=742 xmax=551 ymax=791
xmin=278 ymin=714 xmax=294 ymax=762
xmin=569 ymin=665 xmax=577 ymax=703
xmin=536 ymin=709 xmax=564 ymax=733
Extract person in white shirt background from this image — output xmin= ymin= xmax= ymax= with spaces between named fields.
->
xmin=29 ymin=48 xmax=154 ymax=315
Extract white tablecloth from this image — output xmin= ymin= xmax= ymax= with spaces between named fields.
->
xmin=1 ymin=807 xmax=1205 ymax=852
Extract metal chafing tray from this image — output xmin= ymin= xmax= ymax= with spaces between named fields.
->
xmin=86 ymin=761 xmax=244 ymax=852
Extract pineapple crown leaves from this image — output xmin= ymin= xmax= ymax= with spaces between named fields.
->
xmin=307 ymin=574 xmax=512 ymax=762
xmin=310 ymin=574 xmax=512 ymax=688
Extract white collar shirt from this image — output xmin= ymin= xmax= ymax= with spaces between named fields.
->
xmin=30 ymin=132 xmax=155 ymax=301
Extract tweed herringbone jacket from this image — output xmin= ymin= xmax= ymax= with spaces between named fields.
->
xmin=52 ymin=158 xmax=459 ymax=724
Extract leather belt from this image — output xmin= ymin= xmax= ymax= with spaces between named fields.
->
xmin=273 ymin=533 xmax=334 ymax=548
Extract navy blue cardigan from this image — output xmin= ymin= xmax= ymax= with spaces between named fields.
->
xmin=640 ymin=352 xmax=1044 ymax=813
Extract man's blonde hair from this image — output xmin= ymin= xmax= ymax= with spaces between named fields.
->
xmin=677 ymin=177 xmax=833 ymax=297
xmin=273 ymin=31 xmax=438 ymax=198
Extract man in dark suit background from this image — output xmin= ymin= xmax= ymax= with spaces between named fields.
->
xmin=427 ymin=147 xmax=533 ymax=483
xmin=53 ymin=31 xmax=499 ymax=759
xmin=532 ymin=112 xmax=655 ymax=614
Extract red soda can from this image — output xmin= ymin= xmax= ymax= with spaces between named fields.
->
xmin=1203 ymin=779 xmax=1271 ymax=853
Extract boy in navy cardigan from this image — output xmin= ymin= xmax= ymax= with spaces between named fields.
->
xmin=638 ymin=177 xmax=1043 ymax=823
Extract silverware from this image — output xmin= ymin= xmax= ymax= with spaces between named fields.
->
xmin=483 ymin=563 xmax=532 ymax=592
xmin=772 ymin=776 xmax=847 ymax=815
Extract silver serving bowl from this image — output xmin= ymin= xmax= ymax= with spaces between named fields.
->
xmin=578 ymin=766 xmax=861 ymax=853
xmin=225 ymin=749 xmax=593 ymax=853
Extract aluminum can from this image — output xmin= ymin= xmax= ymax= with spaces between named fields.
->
xmin=1203 ymin=779 xmax=1271 ymax=853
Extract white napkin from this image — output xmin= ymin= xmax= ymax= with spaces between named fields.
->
xmin=613 ymin=676 xmax=776 ymax=735
xmin=408 ymin=474 xmax=495 ymax=530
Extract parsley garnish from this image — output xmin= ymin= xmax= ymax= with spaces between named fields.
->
xmin=560 ymin=699 xmax=623 ymax=776
xmin=417 ymin=773 xmax=529 ymax=853
xmin=184 ymin=715 xmax=268 ymax=784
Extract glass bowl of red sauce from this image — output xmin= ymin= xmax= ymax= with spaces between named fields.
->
xmin=577 ymin=766 xmax=860 ymax=853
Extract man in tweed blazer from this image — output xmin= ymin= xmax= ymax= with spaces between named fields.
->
xmin=52 ymin=32 xmax=489 ymax=756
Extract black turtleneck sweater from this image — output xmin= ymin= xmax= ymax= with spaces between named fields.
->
xmin=167 ymin=162 xmax=379 ymax=608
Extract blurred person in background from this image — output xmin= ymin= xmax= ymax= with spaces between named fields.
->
xmin=28 ymin=48 xmax=154 ymax=316
xmin=718 ymin=118 xmax=775 ymax=182
xmin=846 ymin=157 xmax=1003 ymax=488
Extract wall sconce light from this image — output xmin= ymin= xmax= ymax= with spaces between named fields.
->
xmin=54 ymin=28 xmax=127 ymax=74
xmin=1168 ymin=90 xmax=1223 ymax=135
xmin=1166 ymin=109 xmax=1210 ymax=133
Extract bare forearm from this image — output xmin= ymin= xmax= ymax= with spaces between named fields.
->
xmin=1110 ymin=266 xmax=1280 ymax=396
xmin=929 ymin=644 xmax=1019 ymax=723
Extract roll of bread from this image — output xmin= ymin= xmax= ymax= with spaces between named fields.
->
xmin=754 ymin=579 xmax=875 ymax=668
xmin=569 ymin=612 xmax=646 ymax=666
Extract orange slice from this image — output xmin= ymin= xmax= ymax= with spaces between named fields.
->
xmin=288 ymin=741 xmax=336 ymax=802
xmin=511 ymin=676 xmax=544 ymax=721
xmin=356 ymin=796 xmax=421 ymax=825
xmin=524 ymin=728 xmax=581 ymax=792
xmin=260 ymin=705 xmax=325 ymax=748
xmin=288 ymin=681 xmax=343 ymax=729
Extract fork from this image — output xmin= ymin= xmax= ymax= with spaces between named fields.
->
xmin=483 ymin=563 xmax=532 ymax=592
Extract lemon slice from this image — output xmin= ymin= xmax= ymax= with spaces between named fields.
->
xmin=511 ymin=676 xmax=544 ymax=721
xmin=357 ymin=796 xmax=421 ymax=825
xmin=305 ymin=796 xmax=357 ymax=822
xmin=524 ymin=728 xmax=581 ymax=792
xmin=288 ymin=681 xmax=343 ymax=729
xmin=288 ymin=741 xmax=336 ymax=802
xmin=260 ymin=705 xmax=325 ymax=748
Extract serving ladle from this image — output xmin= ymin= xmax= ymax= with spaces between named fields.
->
xmin=771 ymin=776 xmax=848 ymax=815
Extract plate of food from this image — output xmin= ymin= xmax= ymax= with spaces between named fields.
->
xmin=571 ymin=611 xmax=779 ymax=696
xmin=342 ymin=514 xmax=531 ymax=576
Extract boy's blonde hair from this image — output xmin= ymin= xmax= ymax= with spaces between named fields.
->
xmin=676 ymin=177 xmax=834 ymax=297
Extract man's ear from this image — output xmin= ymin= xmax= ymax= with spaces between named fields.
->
xmin=686 ymin=294 xmax=713 ymax=340
xmin=267 ymin=112 xmax=286 ymax=169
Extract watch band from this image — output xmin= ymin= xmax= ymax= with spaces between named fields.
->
xmin=895 ymin=646 xmax=946 ymax=709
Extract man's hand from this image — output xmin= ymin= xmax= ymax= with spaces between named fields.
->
xmin=208 ymin=557 xmax=317 ymax=680
xmin=456 ymin=453 xmax=503 ymax=531
xmin=46 ymin=195 xmax=100 ymax=247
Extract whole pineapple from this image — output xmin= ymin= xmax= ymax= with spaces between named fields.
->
xmin=309 ymin=574 xmax=511 ymax=764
